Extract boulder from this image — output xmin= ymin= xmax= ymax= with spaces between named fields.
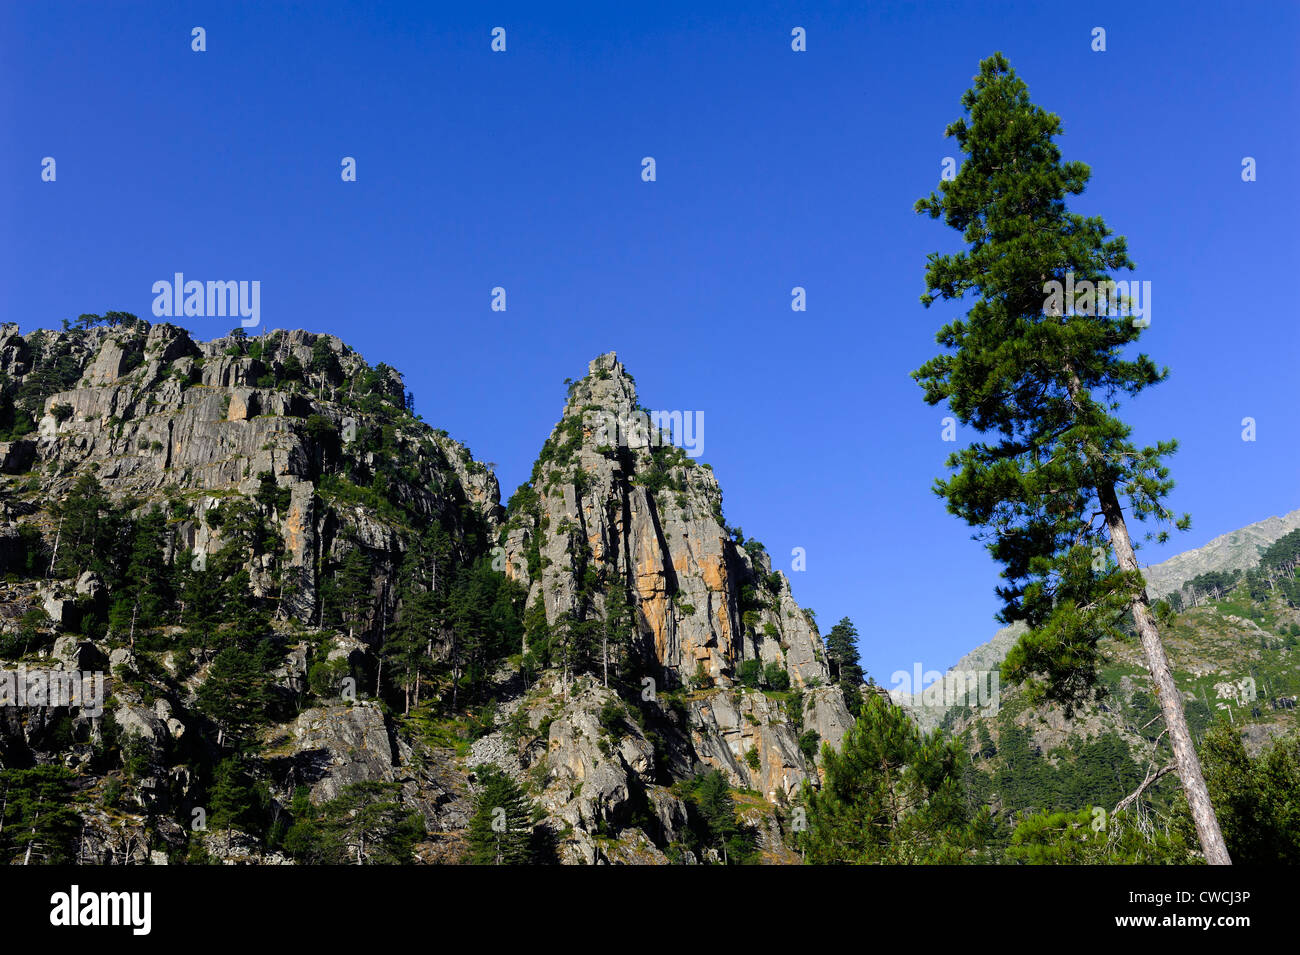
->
xmin=0 ymin=440 xmax=35 ymax=473
xmin=288 ymin=703 xmax=395 ymax=803
xmin=76 ymin=570 xmax=105 ymax=601
xmin=52 ymin=635 xmax=107 ymax=671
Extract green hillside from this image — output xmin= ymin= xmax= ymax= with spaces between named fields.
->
xmin=944 ymin=530 xmax=1300 ymax=855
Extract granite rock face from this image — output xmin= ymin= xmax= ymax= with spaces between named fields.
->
xmin=494 ymin=353 xmax=852 ymax=811
xmin=0 ymin=325 xmax=856 ymax=864
xmin=0 ymin=319 xmax=502 ymax=863
xmin=285 ymin=703 xmax=397 ymax=803
xmin=5 ymin=321 xmax=499 ymax=634
xmin=468 ymin=673 xmax=694 ymax=864
xmin=504 ymin=354 xmax=842 ymax=694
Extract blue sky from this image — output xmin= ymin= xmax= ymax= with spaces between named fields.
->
xmin=3 ymin=1 xmax=1297 ymax=683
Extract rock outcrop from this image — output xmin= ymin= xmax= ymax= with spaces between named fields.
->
xmin=490 ymin=353 xmax=852 ymax=813
xmin=4 ymin=320 xmax=498 ymax=634
xmin=504 ymin=355 xmax=843 ymax=693
xmin=0 ymin=324 xmax=854 ymax=865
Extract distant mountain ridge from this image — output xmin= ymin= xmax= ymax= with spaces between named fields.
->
xmin=1140 ymin=509 xmax=1300 ymax=599
xmin=893 ymin=507 xmax=1300 ymax=732
xmin=889 ymin=622 xmax=1027 ymax=734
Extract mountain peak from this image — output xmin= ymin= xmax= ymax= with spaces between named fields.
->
xmin=0 ymin=321 xmax=858 ymax=865
xmin=500 ymin=354 xmax=853 ymax=801
xmin=562 ymin=351 xmax=638 ymax=422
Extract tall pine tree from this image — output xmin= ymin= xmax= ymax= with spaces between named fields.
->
xmin=800 ymin=693 xmax=984 ymax=864
xmin=913 ymin=53 xmax=1229 ymax=863
xmin=466 ymin=765 xmax=539 ymax=864
xmin=824 ymin=616 xmax=864 ymax=714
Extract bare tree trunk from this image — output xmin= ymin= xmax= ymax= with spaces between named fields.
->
xmin=1097 ymin=480 xmax=1231 ymax=864
xmin=1057 ymin=358 xmax=1231 ymax=865
xmin=22 ymin=797 xmax=42 ymax=865
xmin=450 ymin=632 xmax=459 ymax=711
xmin=47 ymin=516 xmax=62 ymax=578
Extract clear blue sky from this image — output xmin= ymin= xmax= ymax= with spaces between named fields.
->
xmin=3 ymin=1 xmax=1297 ymax=682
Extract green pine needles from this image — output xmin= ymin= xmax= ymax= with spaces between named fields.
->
xmin=914 ymin=53 xmax=1231 ymax=864
xmin=913 ymin=52 xmax=1186 ymax=711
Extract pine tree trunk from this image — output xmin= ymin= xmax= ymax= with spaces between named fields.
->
xmin=24 ymin=797 xmax=42 ymax=865
xmin=47 ymin=516 xmax=62 ymax=578
xmin=1059 ymin=359 xmax=1231 ymax=864
xmin=451 ymin=631 xmax=459 ymax=711
xmin=1096 ymin=480 xmax=1232 ymax=864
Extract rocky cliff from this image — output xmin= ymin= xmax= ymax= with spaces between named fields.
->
xmin=1 ymin=319 xmax=499 ymax=621
xmin=0 ymin=321 xmax=856 ymax=865
xmin=500 ymin=353 xmax=849 ymax=737
xmin=1 ymin=318 xmax=505 ymax=863
xmin=468 ymin=352 xmax=852 ymax=861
